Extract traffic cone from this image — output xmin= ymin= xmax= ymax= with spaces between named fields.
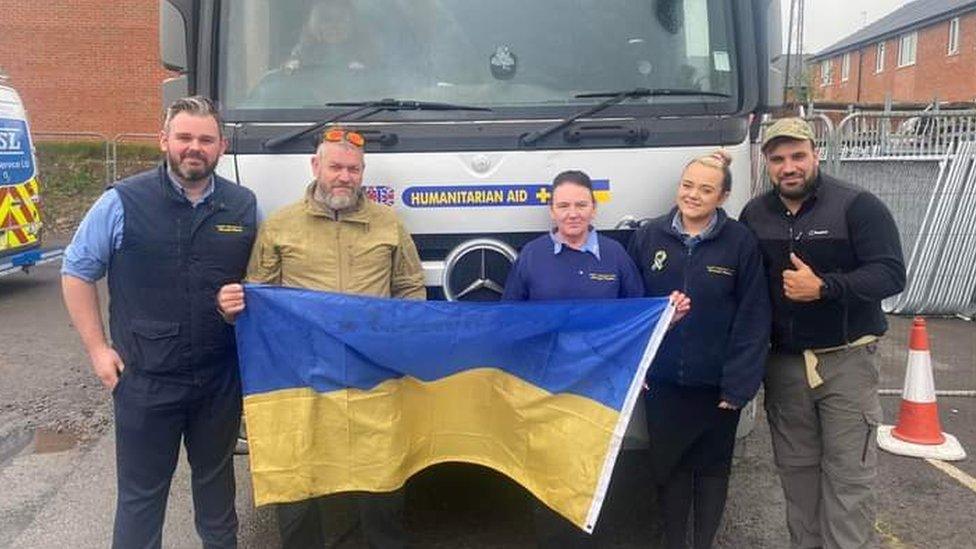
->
xmin=877 ymin=318 xmax=966 ymax=461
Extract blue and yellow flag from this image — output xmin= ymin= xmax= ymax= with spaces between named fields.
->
xmin=236 ymin=285 xmax=672 ymax=532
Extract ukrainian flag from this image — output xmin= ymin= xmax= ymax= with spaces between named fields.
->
xmin=592 ymin=179 xmax=611 ymax=203
xmin=236 ymin=285 xmax=672 ymax=532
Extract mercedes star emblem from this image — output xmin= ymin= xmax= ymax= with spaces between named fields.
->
xmin=441 ymin=239 xmax=518 ymax=301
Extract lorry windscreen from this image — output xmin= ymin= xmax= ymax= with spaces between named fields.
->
xmin=219 ymin=0 xmax=738 ymax=119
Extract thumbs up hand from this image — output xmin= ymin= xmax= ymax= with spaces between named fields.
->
xmin=788 ymin=252 xmax=811 ymax=272
xmin=782 ymin=253 xmax=824 ymax=302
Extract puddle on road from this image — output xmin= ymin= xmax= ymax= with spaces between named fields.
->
xmin=0 ymin=427 xmax=80 ymax=466
xmin=32 ymin=428 xmax=79 ymax=454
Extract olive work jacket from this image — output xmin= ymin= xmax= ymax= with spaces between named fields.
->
xmin=246 ymin=183 xmax=425 ymax=299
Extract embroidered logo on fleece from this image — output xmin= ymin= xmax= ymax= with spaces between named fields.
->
xmin=706 ymin=265 xmax=735 ymax=277
xmin=589 ymin=272 xmax=617 ymax=282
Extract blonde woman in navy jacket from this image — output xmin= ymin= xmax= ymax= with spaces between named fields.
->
xmin=627 ymin=152 xmax=770 ymax=549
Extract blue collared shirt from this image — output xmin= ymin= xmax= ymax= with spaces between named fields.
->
xmin=670 ymin=211 xmax=717 ymax=251
xmin=549 ymin=227 xmax=601 ymax=260
xmin=61 ymin=170 xmax=215 ymax=282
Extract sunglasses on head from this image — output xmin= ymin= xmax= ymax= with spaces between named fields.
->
xmin=321 ymin=129 xmax=365 ymax=148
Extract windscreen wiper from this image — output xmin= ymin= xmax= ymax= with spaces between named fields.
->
xmin=519 ymin=87 xmax=731 ymax=146
xmin=576 ymin=88 xmax=731 ymax=99
xmin=263 ymin=99 xmax=492 ymax=150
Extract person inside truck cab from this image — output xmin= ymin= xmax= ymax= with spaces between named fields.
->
xmin=245 ymin=0 xmax=383 ymax=106
xmin=627 ymin=150 xmax=770 ymax=549
xmin=282 ymin=0 xmax=375 ymax=74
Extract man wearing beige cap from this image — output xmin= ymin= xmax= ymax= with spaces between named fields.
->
xmin=740 ymin=118 xmax=906 ymax=548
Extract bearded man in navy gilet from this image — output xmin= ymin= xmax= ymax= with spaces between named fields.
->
xmin=62 ymin=96 xmax=256 ymax=549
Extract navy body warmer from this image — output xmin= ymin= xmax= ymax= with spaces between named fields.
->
xmin=108 ymin=166 xmax=256 ymax=384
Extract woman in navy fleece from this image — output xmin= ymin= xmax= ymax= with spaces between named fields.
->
xmin=502 ymin=170 xmax=689 ymax=548
xmin=628 ymin=151 xmax=770 ymax=549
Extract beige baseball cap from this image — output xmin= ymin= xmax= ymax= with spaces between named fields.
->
xmin=761 ymin=117 xmax=816 ymax=151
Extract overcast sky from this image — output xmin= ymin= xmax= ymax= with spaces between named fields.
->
xmin=781 ymin=0 xmax=913 ymax=54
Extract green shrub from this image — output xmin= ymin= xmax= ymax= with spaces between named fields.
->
xmin=35 ymin=142 xmax=161 ymax=236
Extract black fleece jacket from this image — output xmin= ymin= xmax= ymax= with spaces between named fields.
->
xmin=740 ymin=172 xmax=906 ymax=352
xmin=628 ymin=208 xmax=771 ymax=407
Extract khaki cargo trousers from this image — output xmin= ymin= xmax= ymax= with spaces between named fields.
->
xmin=764 ymin=344 xmax=882 ymax=549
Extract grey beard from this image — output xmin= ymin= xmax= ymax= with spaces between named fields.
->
xmin=325 ymin=193 xmax=356 ymax=210
xmin=314 ymin=185 xmax=357 ymax=211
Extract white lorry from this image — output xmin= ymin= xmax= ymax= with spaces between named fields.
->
xmin=160 ymin=0 xmax=784 ymax=443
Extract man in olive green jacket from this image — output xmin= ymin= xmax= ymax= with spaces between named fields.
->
xmin=218 ymin=128 xmax=424 ymax=548
xmin=243 ymin=168 xmax=424 ymax=297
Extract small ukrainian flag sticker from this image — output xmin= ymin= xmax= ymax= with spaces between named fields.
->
xmin=592 ymin=179 xmax=611 ymax=203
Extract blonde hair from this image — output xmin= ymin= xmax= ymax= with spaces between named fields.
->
xmin=684 ymin=149 xmax=732 ymax=192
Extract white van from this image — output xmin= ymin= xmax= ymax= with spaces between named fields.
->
xmin=0 ymin=75 xmax=62 ymax=277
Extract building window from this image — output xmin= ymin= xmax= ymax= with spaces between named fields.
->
xmin=841 ymin=53 xmax=851 ymax=81
xmin=876 ymin=42 xmax=886 ymax=72
xmin=820 ymin=59 xmax=833 ymax=85
xmin=898 ymin=31 xmax=918 ymax=67
xmin=948 ymin=17 xmax=960 ymax=55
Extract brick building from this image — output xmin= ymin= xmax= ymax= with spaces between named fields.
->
xmin=809 ymin=0 xmax=976 ymax=105
xmin=0 ymin=0 xmax=170 ymax=137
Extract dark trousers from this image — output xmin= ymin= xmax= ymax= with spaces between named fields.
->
xmin=645 ymin=383 xmax=741 ymax=549
xmin=112 ymin=369 xmax=242 ymax=549
xmin=276 ymin=490 xmax=406 ymax=549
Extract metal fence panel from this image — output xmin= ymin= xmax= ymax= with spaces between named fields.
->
xmin=111 ymin=133 xmax=160 ymax=184
xmin=835 ymin=110 xmax=976 ymax=162
xmin=885 ymin=142 xmax=976 ymax=316
xmin=833 ymin=160 xmax=942 ymax=269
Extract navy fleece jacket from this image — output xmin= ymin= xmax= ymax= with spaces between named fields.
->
xmin=628 ymin=208 xmax=771 ymax=407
